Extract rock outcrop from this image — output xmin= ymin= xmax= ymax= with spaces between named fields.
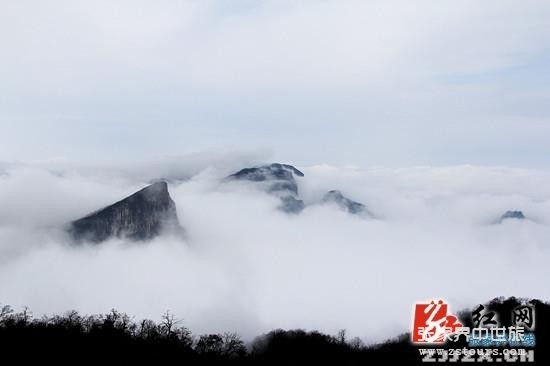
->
xmin=321 ymin=190 xmax=373 ymax=217
xmin=227 ymin=163 xmax=305 ymax=213
xmin=69 ymin=181 xmax=182 ymax=243
xmin=499 ymin=210 xmax=526 ymax=223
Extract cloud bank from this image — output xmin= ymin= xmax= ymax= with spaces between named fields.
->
xmin=1 ymin=157 xmax=550 ymax=343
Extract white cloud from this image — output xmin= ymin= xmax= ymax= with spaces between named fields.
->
xmin=1 ymin=158 xmax=549 ymax=342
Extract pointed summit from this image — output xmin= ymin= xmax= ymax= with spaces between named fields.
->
xmin=69 ymin=181 xmax=183 ymax=243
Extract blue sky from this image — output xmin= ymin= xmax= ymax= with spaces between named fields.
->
xmin=1 ymin=0 xmax=550 ymax=168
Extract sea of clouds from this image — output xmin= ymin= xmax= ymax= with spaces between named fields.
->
xmin=1 ymin=154 xmax=550 ymax=343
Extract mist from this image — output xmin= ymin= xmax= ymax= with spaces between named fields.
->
xmin=1 ymin=156 xmax=549 ymax=343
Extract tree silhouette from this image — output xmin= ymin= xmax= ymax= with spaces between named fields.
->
xmin=0 ymin=297 xmax=548 ymax=364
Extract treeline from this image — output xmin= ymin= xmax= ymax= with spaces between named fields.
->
xmin=0 ymin=304 xmax=403 ymax=364
xmin=0 ymin=297 xmax=548 ymax=364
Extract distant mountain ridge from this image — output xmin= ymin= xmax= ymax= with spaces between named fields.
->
xmin=226 ymin=163 xmax=373 ymax=216
xmin=67 ymin=163 xmax=538 ymax=244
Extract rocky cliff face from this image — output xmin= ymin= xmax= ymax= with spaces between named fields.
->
xmin=227 ymin=163 xmax=305 ymax=213
xmin=321 ymin=190 xmax=372 ymax=217
xmin=69 ymin=181 xmax=182 ymax=243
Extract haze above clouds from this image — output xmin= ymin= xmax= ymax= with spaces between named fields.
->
xmin=1 ymin=0 xmax=550 ymax=166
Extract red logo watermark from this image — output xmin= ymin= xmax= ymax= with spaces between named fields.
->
xmin=412 ymin=300 xmax=463 ymax=344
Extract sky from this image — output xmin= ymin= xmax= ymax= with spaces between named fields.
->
xmin=1 ymin=0 xmax=550 ymax=167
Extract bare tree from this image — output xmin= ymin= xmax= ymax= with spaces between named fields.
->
xmin=348 ymin=336 xmax=365 ymax=350
xmin=160 ymin=310 xmax=185 ymax=341
xmin=0 ymin=305 xmax=13 ymax=322
xmin=222 ymin=332 xmax=246 ymax=358
xmin=336 ymin=329 xmax=347 ymax=344
xmin=19 ymin=306 xmax=33 ymax=325
xmin=195 ymin=334 xmax=224 ymax=355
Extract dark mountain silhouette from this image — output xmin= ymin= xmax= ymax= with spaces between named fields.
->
xmin=500 ymin=210 xmax=526 ymax=222
xmin=68 ymin=181 xmax=182 ymax=243
xmin=321 ymin=190 xmax=373 ymax=217
xmin=227 ymin=163 xmax=305 ymax=214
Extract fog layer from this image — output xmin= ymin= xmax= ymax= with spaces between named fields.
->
xmin=1 ymin=159 xmax=549 ymax=342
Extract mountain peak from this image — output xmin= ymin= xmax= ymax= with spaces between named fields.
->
xmin=227 ymin=163 xmax=305 ymax=213
xmin=228 ymin=163 xmax=304 ymax=182
xmin=499 ymin=210 xmax=526 ymax=222
xmin=68 ymin=181 xmax=183 ymax=243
